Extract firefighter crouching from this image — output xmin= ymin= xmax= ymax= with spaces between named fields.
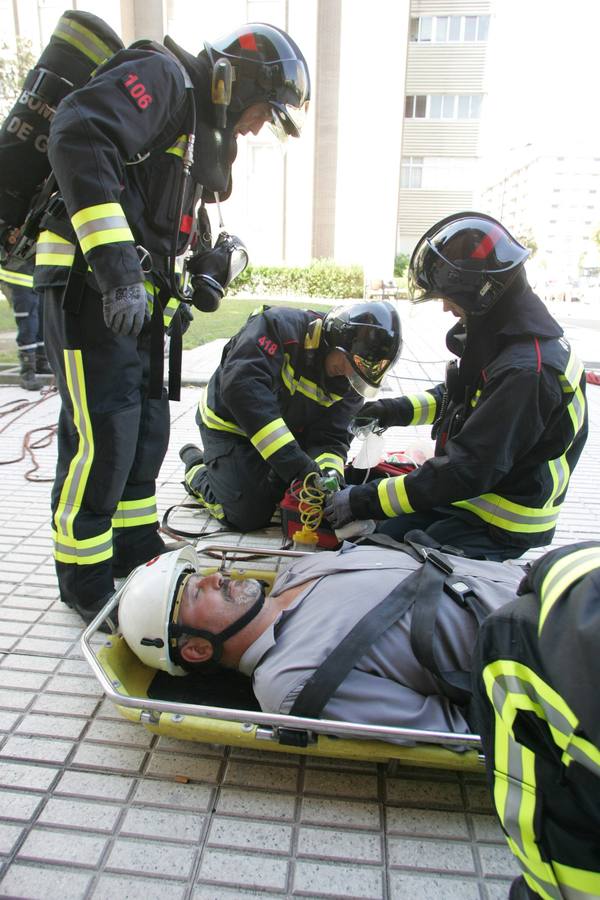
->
xmin=325 ymin=213 xmax=588 ymax=562
xmin=472 ymin=541 xmax=600 ymax=899
xmin=180 ymin=302 xmax=402 ymax=531
xmin=35 ymin=20 xmax=311 ymax=626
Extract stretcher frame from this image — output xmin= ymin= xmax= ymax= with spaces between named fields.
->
xmin=81 ymin=543 xmax=485 ymax=770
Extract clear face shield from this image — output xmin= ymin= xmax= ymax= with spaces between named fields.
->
xmin=346 ymin=354 xmax=392 ymax=399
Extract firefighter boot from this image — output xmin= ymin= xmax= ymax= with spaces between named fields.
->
xmin=18 ymin=350 xmax=41 ymax=391
xmin=179 ymin=443 xmax=204 ymax=471
xmin=35 ymin=349 xmax=53 ymax=375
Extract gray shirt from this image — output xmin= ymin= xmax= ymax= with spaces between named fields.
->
xmin=239 ymin=544 xmax=523 ymax=740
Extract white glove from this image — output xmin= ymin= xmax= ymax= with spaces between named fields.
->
xmin=102 ymin=283 xmax=148 ymax=336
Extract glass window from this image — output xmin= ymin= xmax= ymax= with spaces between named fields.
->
xmin=470 ymin=95 xmax=482 ymax=118
xmin=464 ymin=16 xmax=477 ymax=40
xmin=477 ymin=15 xmax=490 ymax=40
xmin=410 ymin=17 xmax=419 ymax=40
xmin=419 ymin=16 xmax=432 ymax=41
xmin=441 ymin=95 xmax=455 ymax=118
xmin=449 ymin=16 xmax=461 ymax=40
xmin=401 ymin=156 xmax=423 ymax=189
xmin=404 ymin=95 xmax=414 ymax=117
xmin=415 ymin=95 xmax=427 ymax=117
xmin=429 ymin=95 xmax=442 ymax=118
xmin=435 ymin=16 xmax=449 ymax=41
xmin=457 ymin=96 xmax=470 ymax=118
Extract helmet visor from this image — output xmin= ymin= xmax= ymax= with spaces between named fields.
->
xmin=269 ymin=100 xmax=309 ymax=140
xmin=347 ymin=370 xmax=381 ymax=400
xmin=408 ymin=237 xmax=452 ymax=302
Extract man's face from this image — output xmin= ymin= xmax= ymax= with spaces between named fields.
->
xmin=442 ymin=298 xmax=467 ymax=322
xmin=233 ymin=102 xmax=273 ymax=137
xmin=179 ymin=572 xmax=263 ymax=632
xmin=324 ymin=349 xmax=354 ymax=380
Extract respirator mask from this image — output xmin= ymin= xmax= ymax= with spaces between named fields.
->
xmin=185 ymin=231 xmax=249 ymax=312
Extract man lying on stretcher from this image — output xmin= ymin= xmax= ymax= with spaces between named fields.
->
xmin=118 ymin=541 xmax=522 ymax=736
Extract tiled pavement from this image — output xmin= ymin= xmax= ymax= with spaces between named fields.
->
xmin=0 ymin=299 xmax=599 ymax=899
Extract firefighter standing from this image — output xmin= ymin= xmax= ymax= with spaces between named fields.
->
xmin=0 ymin=234 xmax=51 ymax=390
xmin=325 ymin=213 xmax=588 ymax=562
xmin=472 ymin=541 xmax=600 ymax=899
xmin=180 ymin=302 xmax=402 ymax=531
xmin=36 ymin=19 xmax=311 ymax=625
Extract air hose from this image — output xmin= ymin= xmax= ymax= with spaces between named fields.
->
xmin=290 ymin=470 xmax=339 ymax=551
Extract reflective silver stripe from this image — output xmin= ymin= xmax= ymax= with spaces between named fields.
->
xmin=406 ymin=392 xmax=437 ymax=425
xmin=539 ymin=546 xmax=600 ymax=634
xmin=252 ymin=422 xmax=293 ymax=458
xmin=54 ymin=15 xmax=114 ymax=64
xmin=199 ymin=390 xmax=246 ymax=436
xmin=56 ymin=350 xmax=94 ymax=538
xmin=53 ymin=533 xmax=113 ymax=559
xmin=281 ymin=354 xmax=342 ymax=407
xmin=75 ymin=214 xmax=129 ymax=241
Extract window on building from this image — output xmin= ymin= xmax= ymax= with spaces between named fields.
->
xmin=410 ymin=14 xmax=490 ymax=42
xmin=405 ymin=94 xmax=483 ymax=120
xmin=401 ymin=156 xmax=423 ymax=188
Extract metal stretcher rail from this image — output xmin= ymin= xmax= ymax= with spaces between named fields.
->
xmin=81 ymin=543 xmax=483 ymax=751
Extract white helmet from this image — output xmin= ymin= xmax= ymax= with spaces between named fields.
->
xmin=119 ymin=546 xmax=200 ymax=677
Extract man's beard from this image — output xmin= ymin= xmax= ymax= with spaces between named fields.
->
xmin=220 ymin=577 xmax=264 ymax=607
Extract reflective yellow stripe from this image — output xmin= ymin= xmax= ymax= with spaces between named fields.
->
xmin=251 ymin=418 xmax=295 ymax=460
xmin=470 ymin=388 xmax=482 ymax=408
xmin=553 ymin=861 xmax=600 ymax=897
xmin=35 ymin=230 xmax=76 ymax=267
xmin=453 ymin=494 xmax=560 ymax=534
xmin=303 ymin=318 xmax=322 ymax=350
xmin=53 ymin=349 xmax=95 ymax=544
xmin=538 ymin=546 xmax=600 ymax=634
xmin=377 ymin=474 xmax=415 ymax=517
xmin=404 ymin=392 xmax=437 ymax=426
xmin=112 ymin=497 xmax=158 ymax=529
xmin=199 ymin=390 xmax=246 ymax=437
xmin=184 ymin=465 xmax=225 ymax=519
xmin=166 ymin=134 xmax=188 ymax=158
xmin=52 ymin=527 xmax=113 ymax=565
xmin=0 ymin=266 xmax=34 ymax=287
xmin=162 ymin=296 xmax=179 ymax=328
xmin=53 ymin=14 xmax=116 ymax=66
xmin=72 ymin=203 xmax=134 ymax=254
xmin=314 ymin=452 xmax=344 ymax=475
xmin=281 ymin=354 xmax=342 ymax=407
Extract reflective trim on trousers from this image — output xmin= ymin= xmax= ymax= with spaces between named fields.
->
xmin=112 ymin=497 xmax=158 ymax=529
xmin=53 ymin=349 xmax=96 ymax=551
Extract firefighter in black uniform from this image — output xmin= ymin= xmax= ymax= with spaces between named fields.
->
xmin=0 ymin=234 xmax=51 ymax=390
xmin=180 ymin=302 xmax=402 ymax=531
xmin=34 ymin=17 xmax=311 ymax=625
xmin=325 ymin=213 xmax=588 ymax=562
xmin=472 ymin=541 xmax=600 ymax=899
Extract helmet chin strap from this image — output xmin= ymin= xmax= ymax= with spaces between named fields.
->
xmin=169 ymin=582 xmax=267 ymax=667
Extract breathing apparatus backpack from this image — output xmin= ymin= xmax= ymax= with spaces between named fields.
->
xmin=0 ymin=10 xmax=124 ymax=257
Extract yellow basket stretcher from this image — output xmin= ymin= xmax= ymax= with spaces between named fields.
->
xmin=81 ymin=543 xmax=484 ymax=771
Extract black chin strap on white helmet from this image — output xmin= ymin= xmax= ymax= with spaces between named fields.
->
xmin=169 ymin=579 xmax=266 ymax=667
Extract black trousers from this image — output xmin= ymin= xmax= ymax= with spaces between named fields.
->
xmin=376 ymin=508 xmax=528 ymax=562
xmin=184 ymin=421 xmax=282 ymax=532
xmin=44 ymin=284 xmax=170 ymax=609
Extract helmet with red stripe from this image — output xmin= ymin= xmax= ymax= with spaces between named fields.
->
xmin=204 ymin=23 xmax=310 ymax=139
xmin=408 ymin=212 xmax=530 ymax=316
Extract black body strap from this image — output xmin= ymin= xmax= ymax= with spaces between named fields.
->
xmin=289 ymin=551 xmax=450 ymax=719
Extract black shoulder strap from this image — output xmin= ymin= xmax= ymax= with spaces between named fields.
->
xmin=410 ymin=564 xmax=489 ymax=707
xmin=289 ymin=552 xmax=449 ymax=719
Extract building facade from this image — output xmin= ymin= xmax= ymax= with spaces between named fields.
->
xmin=396 ymin=0 xmax=491 ymax=256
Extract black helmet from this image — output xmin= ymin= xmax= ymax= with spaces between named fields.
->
xmin=408 ymin=212 xmax=530 ymax=316
xmin=204 ymin=23 xmax=310 ymax=138
xmin=323 ymin=302 xmax=402 ymax=398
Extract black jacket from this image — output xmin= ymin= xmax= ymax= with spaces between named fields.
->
xmin=350 ymin=281 xmax=588 ymax=548
xmin=198 ymin=306 xmax=364 ymax=483
xmin=35 ymin=45 xmax=234 ymax=296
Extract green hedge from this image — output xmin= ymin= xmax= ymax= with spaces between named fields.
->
xmin=233 ymin=258 xmax=364 ymax=299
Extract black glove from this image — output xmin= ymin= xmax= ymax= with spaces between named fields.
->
xmin=178 ymin=303 xmax=194 ymax=335
xmin=357 ymin=399 xmax=398 ymax=429
xmin=292 ymin=457 xmax=322 ymax=486
xmin=323 ymin=487 xmax=355 ymax=529
xmin=102 ymin=283 xmax=148 ymax=336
